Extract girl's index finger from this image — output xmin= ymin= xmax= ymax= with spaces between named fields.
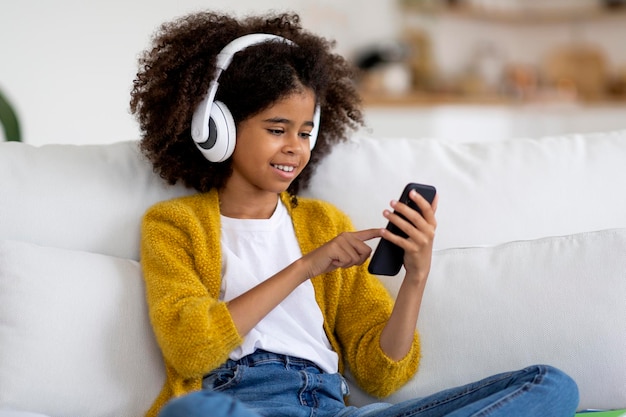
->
xmin=353 ymin=228 xmax=384 ymax=242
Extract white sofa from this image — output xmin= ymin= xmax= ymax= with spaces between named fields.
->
xmin=1 ymin=131 xmax=626 ymax=417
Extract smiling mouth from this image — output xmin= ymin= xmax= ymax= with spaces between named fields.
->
xmin=272 ymin=164 xmax=295 ymax=173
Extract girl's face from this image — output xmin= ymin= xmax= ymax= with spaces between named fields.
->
xmin=224 ymin=88 xmax=317 ymax=197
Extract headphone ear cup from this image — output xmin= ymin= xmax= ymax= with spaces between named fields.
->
xmin=309 ymin=104 xmax=321 ymax=150
xmin=195 ymin=100 xmax=236 ymax=163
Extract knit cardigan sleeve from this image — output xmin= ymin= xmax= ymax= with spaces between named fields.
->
xmin=289 ymin=196 xmax=421 ymax=399
xmin=141 ymin=191 xmax=243 ymax=381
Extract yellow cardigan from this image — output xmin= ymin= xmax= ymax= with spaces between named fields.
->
xmin=140 ymin=190 xmax=420 ymax=417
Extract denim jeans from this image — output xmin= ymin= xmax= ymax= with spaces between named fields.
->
xmin=158 ymin=349 xmax=579 ymax=417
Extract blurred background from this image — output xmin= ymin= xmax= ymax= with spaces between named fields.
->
xmin=2 ymin=0 xmax=626 ymax=145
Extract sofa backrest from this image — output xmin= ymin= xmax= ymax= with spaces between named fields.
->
xmin=0 ymin=141 xmax=192 ymax=260
xmin=303 ymin=130 xmax=626 ymax=250
xmin=2 ymin=131 xmax=626 ymax=258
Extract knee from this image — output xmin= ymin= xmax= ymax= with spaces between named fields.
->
xmin=542 ymin=365 xmax=579 ymax=396
xmin=537 ymin=365 xmax=580 ymax=411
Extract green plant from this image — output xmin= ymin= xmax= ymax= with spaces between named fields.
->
xmin=0 ymin=88 xmax=22 ymax=142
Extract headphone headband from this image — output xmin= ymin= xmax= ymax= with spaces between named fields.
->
xmin=215 ymin=34 xmax=293 ymax=70
xmin=191 ymin=34 xmax=321 ymax=162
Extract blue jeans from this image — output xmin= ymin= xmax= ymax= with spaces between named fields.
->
xmin=158 ymin=350 xmax=579 ymax=417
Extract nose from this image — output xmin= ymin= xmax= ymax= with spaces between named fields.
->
xmin=283 ymin=132 xmax=305 ymax=154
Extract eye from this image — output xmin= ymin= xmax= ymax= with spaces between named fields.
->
xmin=267 ymin=128 xmax=284 ymax=136
xmin=299 ymin=131 xmax=312 ymax=139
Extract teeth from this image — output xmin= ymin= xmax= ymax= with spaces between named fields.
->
xmin=273 ymin=164 xmax=295 ymax=172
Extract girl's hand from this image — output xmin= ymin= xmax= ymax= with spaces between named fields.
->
xmin=381 ymin=190 xmax=438 ymax=284
xmin=302 ymin=228 xmax=382 ymax=279
xmin=378 ymin=190 xmax=438 ymax=360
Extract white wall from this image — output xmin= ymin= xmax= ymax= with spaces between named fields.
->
xmin=2 ymin=1 xmax=626 ymax=145
xmin=0 ymin=0 xmax=400 ymax=145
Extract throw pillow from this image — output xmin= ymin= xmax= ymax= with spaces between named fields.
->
xmin=0 ymin=240 xmax=164 ymax=417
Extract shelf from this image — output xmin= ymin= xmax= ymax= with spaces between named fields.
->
xmin=447 ymin=6 xmax=626 ymax=24
xmin=360 ymin=91 xmax=626 ymax=108
xmin=400 ymin=1 xmax=626 ymax=24
xmin=361 ymin=91 xmax=507 ymax=107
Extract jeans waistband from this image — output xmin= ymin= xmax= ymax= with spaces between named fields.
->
xmin=225 ymin=349 xmax=324 ymax=373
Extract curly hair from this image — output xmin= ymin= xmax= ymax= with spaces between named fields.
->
xmin=130 ymin=11 xmax=364 ymax=196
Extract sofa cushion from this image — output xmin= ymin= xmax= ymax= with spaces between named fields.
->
xmin=0 ymin=141 xmax=192 ymax=260
xmin=304 ymin=130 xmax=626 ymax=250
xmin=0 ymin=240 xmax=164 ymax=417
xmin=346 ymin=228 xmax=626 ymax=411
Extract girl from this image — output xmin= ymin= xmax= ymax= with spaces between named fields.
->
xmin=130 ymin=11 xmax=579 ymax=417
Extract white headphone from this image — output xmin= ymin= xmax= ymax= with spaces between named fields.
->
xmin=190 ymin=33 xmax=321 ymax=163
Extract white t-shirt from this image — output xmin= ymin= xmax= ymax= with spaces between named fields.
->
xmin=219 ymin=200 xmax=339 ymax=373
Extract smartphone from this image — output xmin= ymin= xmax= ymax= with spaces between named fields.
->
xmin=368 ymin=183 xmax=437 ymax=276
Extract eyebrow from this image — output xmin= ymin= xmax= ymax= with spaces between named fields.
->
xmin=263 ymin=117 xmax=315 ymax=128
